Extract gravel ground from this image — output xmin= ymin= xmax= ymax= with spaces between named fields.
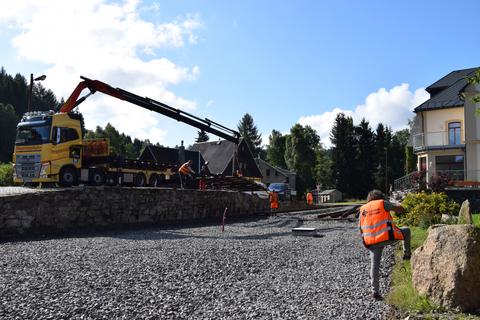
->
xmin=0 ymin=214 xmax=394 ymax=319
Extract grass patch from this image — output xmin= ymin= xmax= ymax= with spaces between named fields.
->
xmin=473 ymin=213 xmax=480 ymax=227
xmin=386 ymin=226 xmax=439 ymax=312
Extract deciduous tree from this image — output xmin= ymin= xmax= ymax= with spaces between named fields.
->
xmin=266 ymin=130 xmax=287 ymax=168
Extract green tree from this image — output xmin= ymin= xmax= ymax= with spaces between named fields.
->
xmin=0 ymin=103 xmax=18 ymax=163
xmin=330 ymin=113 xmax=356 ymax=197
xmin=374 ymin=123 xmax=387 ymax=192
xmin=195 ymin=130 xmax=209 ymax=143
xmin=405 ymin=146 xmax=417 ymax=174
xmin=285 ymin=124 xmax=320 ymax=197
xmin=353 ymin=119 xmax=375 ymax=198
xmin=266 ymin=130 xmax=287 ymax=168
xmin=389 ymin=129 xmax=409 ymax=179
xmin=314 ymin=144 xmax=333 ymax=189
xmin=31 ymin=83 xmax=58 ymax=112
xmin=237 ymin=113 xmax=262 ymax=157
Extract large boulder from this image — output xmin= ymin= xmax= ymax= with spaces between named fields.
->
xmin=411 ymin=225 xmax=480 ymax=312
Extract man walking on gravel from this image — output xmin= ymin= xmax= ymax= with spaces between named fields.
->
xmin=359 ymin=189 xmax=411 ymax=300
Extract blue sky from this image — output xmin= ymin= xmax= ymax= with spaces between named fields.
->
xmin=1 ymin=0 xmax=479 ymax=147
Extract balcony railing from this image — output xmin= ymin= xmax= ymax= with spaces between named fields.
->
xmin=413 ymin=131 xmax=464 ymax=150
xmin=394 ymin=169 xmax=480 ymax=191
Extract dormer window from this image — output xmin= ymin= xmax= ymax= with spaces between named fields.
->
xmin=448 ymin=122 xmax=461 ymax=145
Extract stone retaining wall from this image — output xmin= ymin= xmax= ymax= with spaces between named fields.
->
xmin=0 ymin=187 xmax=269 ymax=238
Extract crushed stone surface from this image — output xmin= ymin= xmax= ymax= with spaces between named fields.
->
xmin=0 ymin=214 xmax=394 ymax=319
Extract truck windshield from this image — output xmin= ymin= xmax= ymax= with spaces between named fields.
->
xmin=15 ymin=125 xmax=51 ymax=145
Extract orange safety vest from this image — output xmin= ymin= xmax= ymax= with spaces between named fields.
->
xmin=306 ymin=192 xmax=313 ymax=205
xmin=359 ymin=199 xmax=404 ymax=246
xmin=178 ymin=163 xmax=191 ymax=175
xmin=269 ymin=192 xmax=279 ymax=209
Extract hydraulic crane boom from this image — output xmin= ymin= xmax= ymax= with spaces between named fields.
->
xmin=59 ymin=76 xmax=240 ymax=144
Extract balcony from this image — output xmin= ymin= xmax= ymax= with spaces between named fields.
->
xmin=413 ymin=131 xmax=465 ymax=151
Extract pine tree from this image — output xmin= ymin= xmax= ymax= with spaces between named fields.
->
xmin=330 ymin=113 xmax=356 ymax=197
xmin=195 ymin=130 xmax=209 ymax=143
xmin=0 ymin=104 xmax=18 ymax=163
xmin=353 ymin=119 xmax=375 ymax=198
xmin=237 ymin=113 xmax=262 ymax=157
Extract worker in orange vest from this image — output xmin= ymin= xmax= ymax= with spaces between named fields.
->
xmin=359 ymin=189 xmax=411 ymax=300
xmin=306 ymin=191 xmax=314 ymax=205
xmin=178 ymin=160 xmax=195 ymax=189
xmin=269 ymin=190 xmax=279 ymax=216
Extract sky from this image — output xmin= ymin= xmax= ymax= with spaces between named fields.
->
xmin=0 ymin=0 xmax=479 ymax=148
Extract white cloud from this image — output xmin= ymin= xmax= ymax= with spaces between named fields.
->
xmin=1 ymin=0 xmax=202 ymax=145
xmin=299 ymin=84 xmax=429 ymax=147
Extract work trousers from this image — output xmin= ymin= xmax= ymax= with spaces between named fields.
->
xmin=367 ymin=227 xmax=411 ymax=294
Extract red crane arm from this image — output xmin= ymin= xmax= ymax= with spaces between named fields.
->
xmin=59 ymin=78 xmax=125 ymax=113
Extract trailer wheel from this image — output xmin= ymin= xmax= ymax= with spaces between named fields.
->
xmin=157 ymin=174 xmax=166 ymax=185
xmin=89 ymin=169 xmax=106 ymax=186
xmin=59 ymin=166 xmax=77 ymax=187
xmin=134 ymin=173 xmax=146 ymax=187
xmin=106 ymin=172 xmax=117 ymax=186
xmin=148 ymin=173 xmax=158 ymax=187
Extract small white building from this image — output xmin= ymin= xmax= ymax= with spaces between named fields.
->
xmin=318 ymin=189 xmax=342 ymax=203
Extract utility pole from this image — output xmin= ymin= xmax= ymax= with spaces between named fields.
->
xmin=27 ymin=73 xmax=47 ymax=112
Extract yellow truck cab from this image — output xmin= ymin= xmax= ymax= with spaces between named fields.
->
xmin=13 ymin=111 xmax=175 ymax=187
xmin=14 ymin=111 xmax=84 ymax=186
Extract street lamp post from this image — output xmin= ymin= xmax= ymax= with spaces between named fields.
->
xmin=27 ymin=73 xmax=47 ymax=112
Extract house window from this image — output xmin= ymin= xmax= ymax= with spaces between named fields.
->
xmin=448 ymin=122 xmax=461 ymax=145
xmin=435 ymin=155 xmax=464 ymax=180
xmin=266 ymin=169 xmax=270 ymax=176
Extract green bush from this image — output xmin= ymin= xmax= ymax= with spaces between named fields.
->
xmin=401 ymin=192 xmax=460 ymax=228
xmin=0 ymin=162 xmax=14 ymax=186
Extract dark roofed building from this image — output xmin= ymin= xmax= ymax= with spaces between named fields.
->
xmin=191 ymin=139 xmax=262 ymax=178
xmin=139 ymin=145 xmax=205 ymax=173
xmin=415 ymin=67 xmax=478 ymax=112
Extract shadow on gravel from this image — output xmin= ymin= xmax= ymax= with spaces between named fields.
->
xmin=243 ymin=217 xmax=304 ymax=229
xmin=115 ymin=229 xmax=294 ymax=241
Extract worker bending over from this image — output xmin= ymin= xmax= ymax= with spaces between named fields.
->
xmin=359 ymin=189 xmax=411 ymax=300
xmin=178 ymin=160 xmax=195 ymax=189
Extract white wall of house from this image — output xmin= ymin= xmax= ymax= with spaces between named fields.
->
xmin=423 ymin=107 xmax=464 ymax=146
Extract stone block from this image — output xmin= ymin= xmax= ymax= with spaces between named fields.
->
xmin=458 ymin=200 xmax=472 ymax=224
xmin=412 ymin=224 xmax=480 ymax=312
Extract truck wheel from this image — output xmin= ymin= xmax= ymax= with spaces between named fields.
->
xmin=59 ymin=166 xmax=77 ymax=187
xmin=134 ymin=173 xmax=146 ymax=187
xmin=89 ymin=169 xmax=106 ymax=186
xmin=148 ymin=174 xmax=158 ymax=187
